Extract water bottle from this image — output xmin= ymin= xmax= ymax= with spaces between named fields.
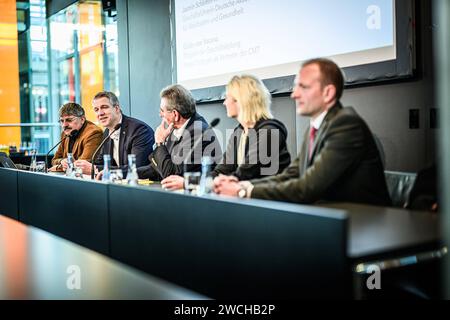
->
xmin=198 ymin=156 xmax=214 ymax=196
xmin=66 ymin=153 xmax=75 ymax=176
xmin=126 ymin=154 xmax=138 ymax=186
xmin=30 ymin=148 xmax=37 ymax=172
xmin=102 ymin=154 xmax=111 ymax=182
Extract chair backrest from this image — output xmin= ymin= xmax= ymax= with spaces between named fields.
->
xmin=384 ymin=170 xmax=417 ymax=207
xmin=372 ymin=134 xmax=386 ymax=169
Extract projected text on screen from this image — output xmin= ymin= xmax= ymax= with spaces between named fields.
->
xmin=174 ymin=0 xmax=395 ymax=90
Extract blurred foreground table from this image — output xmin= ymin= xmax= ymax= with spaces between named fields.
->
xmin=0 ymin=215 xmax=206 ymax=300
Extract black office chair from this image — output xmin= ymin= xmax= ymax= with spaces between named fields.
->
xmin=384 ymin=170 xmax=417 ymax=207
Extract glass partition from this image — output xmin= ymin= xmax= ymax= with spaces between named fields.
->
xmin=0 ymin=0 xmax=118 ymax=156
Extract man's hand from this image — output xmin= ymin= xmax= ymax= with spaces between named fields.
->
xmin=48 ymin=165 xmax=61 ymax=172
xmin=60 ymin=158 xmax=68 ymax=170
xmin=213 ymin=174 xmax=238 ymax=193
xmin=161 ymin=175 xmax=184 ymax=190
xmin=214 ymin=179 xmax=241 ymax=197
xmin=155 ymin=118 xmax=174 ymax=144
xmin=73 ymin=159 xmax=92 ymax=175
xmin=96 ymin=170 xmax=104 ymax=181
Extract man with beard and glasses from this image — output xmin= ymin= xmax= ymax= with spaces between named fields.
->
xmin=49 ymin=102 xmax=103 ymax=172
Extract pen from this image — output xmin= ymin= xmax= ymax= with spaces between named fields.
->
xmin=151 ymin=157 xmax=164 ymax=178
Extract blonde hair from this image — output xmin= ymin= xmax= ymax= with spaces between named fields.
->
xmin=226 ymin=75 xmax=273 ymax=125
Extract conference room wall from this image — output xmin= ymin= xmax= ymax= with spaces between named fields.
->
xmin=117 ymin=0 xmax=172 ymax=129
xmin=196 ymin=0 xmax=436 ymax=173
xmin=118 ymin=0 xmax=435 ymax=173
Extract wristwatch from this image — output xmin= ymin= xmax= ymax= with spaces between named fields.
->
xmin=155 ymin=142 xmax=164 ymax=147
xmin=238 ymin=187 xmax=247 ymax=198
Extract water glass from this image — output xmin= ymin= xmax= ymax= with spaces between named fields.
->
xmin=110 ymin=169 xmax=123 ymax=184
xmin=35 ymin=161 xmax=46 ymax=173
xmin=74 ymin=166 xmax=84 ymax=178
xmin=184 ymin=172 xmax=201 ymax=195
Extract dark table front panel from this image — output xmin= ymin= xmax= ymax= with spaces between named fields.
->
xmin=18 ymin=171 xmax=109 ymax=255
xmin=0 ymin=168 xmax=18 ymax=220
xmin=0 ymin=215 xmax=206 ymax=299
xmin=109 ymin=185 xmax=350 ymax=299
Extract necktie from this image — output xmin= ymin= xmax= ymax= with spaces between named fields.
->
xmin=309 ymin=126 xmax=318 ymax=160
xmin=109 ymin=138 xmax=116 ymax=166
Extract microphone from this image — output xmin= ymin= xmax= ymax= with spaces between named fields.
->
xmin=90 ymin=123 xmax=121 ymax=180
xmin=209 ymin=118 xmax=220 ymax=128
xmin=45 ymin=129 xmax=79 ymax=172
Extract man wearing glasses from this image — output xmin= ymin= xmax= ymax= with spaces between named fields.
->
xmin=137 ymin=84 xmax=221 ymax=181
xmin=50 ymin=102 xmax=103 ymax=172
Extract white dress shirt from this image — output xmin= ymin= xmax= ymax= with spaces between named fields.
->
xmin=110 ymin=114 xmax=123 ymax=166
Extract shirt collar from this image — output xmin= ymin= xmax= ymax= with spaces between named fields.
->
xmin=110 ymin=117 xmax=122 ymax=141
xmin=172 ymin=117 xmax=191 ymax=140
xmin=310 ymin=110 xmax=328 ymax=130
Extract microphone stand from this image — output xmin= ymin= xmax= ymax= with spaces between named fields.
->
xmin=45 ymin=130 xmax=78 ymax=172
xmin=90 ymin=123 xmax=121 ymax=180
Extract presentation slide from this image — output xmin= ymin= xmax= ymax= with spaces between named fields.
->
xmin=174 ymin=0 xmax=396 ymax=90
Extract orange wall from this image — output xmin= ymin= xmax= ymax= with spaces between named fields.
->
xmin=79 ymin=2 xmax=103 ymax=123
xmin=0 ymin=0 xmax=21 ymax=145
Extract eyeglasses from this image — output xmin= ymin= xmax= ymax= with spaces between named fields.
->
xmin=160 ymin=108 xmax=176 ymax=115
xmin=59 ymin=117 xmax=79 ymax=124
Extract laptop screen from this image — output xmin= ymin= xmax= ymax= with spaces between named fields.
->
xmin=0 ymin=152 xmax=18 ymax=169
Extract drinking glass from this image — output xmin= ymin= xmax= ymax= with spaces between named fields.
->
xmin=183 ymin=172 xmax=201 ymax=195
xmin=35 ymin=161 xmax=46 ymax=173
xmin=110 ymin=169 xmax=123 ymax=184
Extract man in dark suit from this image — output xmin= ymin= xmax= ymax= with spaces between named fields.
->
xmin=74 ymin=91 xmax=154 ymax=176
xmin=137 ymin=84 xmax=221 ymax=181
xmin=215 ymin=58 xmax=391 ymax=206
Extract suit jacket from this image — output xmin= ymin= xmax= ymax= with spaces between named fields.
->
xmin=94 ymin=114 xmax=154 ymax=170
xmin=137 ymin=112 xmax=222 ymax=180
xmin=212 ymin=118 xmax=291 ymax=180
xmin=52 ymin=120 xmax=103 ymax=167
xmin=250 ymin=102 xmax=392 ymax=206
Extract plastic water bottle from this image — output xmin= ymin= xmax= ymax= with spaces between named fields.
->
xmin=66 ymin=153 xmax=75 ymax=176
xmin=126 ymin=154 xmax=138 ymax=186
xmin=198 ymin=156 xmax=214 ymax=196
xmin=30 ymin=148 xmax=37 ymax=172
xmin=102 ymin=154 xmax=111 ymax=182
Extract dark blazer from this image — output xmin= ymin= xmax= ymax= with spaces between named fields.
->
xmin=94 ymin=114 xmax=154 ymax=170
xmin=52 ymin=120 xmax=103 ymax=167
xmin=250 ymin=102 xmax=392 ymax=206
xmin=137 ymin=112 xmax=221 ymax=180
xmin=212 ymin=118 xmax=291 ymax=180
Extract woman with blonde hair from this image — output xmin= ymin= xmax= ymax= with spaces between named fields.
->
xmin=161 ymin=74 xmax=290 ymax=190
xmin=211 ymin=74 xmax=290 ymax=180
